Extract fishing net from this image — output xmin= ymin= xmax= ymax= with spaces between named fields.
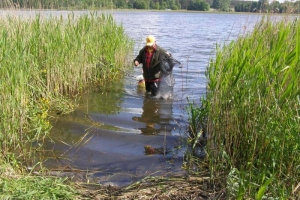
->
xmin=157 ymin=52 xmax=182 ymax=99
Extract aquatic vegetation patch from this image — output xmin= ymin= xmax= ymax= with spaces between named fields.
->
xmin=188 ymin=16 xmax=300 ymax=199
xmin=0 ymin=12 xmax=133 ymax=193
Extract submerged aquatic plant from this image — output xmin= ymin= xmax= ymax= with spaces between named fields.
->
xmin=189 ymin=16 xmax=300 ymax=199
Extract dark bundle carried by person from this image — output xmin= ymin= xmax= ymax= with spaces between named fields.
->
xmin=134 ymin=35 xmax=181 ymax=99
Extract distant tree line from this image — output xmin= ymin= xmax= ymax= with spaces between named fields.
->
xmin=0 ymin=0 xmax=299 ymax=13
xmin=234 ymin=0 xmax=300 ymax=13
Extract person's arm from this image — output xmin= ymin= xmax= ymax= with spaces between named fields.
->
xmin=134 ymin=49 xmax=144 ymax=66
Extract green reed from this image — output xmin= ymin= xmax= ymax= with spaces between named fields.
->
xmin=0 ymin=12 xmax=133 ymax=158
xmin=189 ymin=17 xmax=299 ymax=199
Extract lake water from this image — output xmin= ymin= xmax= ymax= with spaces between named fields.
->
xmin=2 ymin=10 xmax=262 ymax=186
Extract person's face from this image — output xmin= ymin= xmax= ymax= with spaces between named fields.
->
xmin=147 ymin=43 xmax=156 ymax=51
xmin=147 ymin=42 xmax=156 ymax=49
xmin=146 ymin=46 xmax=153 ymax=52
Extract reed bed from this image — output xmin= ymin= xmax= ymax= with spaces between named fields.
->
xmin=0 ymin=12 xmax=133 ymax=159
xmin=189 ymin=17 xmax=299 ymax=199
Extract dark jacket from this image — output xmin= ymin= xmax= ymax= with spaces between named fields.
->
xmin=134 ymin=45 xmax=167 ymax=80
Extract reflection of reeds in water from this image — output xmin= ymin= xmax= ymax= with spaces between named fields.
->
xmin=0 ymin=13 xmax=133 ymax=157
xmin=189 ymin=16 xmax=300 ymax=199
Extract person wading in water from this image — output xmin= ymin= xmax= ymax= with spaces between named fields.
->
xmin=134 ymin=35 xmax=170 ymax=97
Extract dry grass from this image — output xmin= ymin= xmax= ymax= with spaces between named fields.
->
xmin=73 ymin=176 xmax=226 ymax=200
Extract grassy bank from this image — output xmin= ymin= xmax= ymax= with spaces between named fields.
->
xmin=0 ymin=12 xmax=133 ymax=198
xmin=188 ymin=16 xmax=299 ymax=199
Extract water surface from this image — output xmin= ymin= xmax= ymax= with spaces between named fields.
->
xmin=2 ymin=10 xmax=262 ymax=186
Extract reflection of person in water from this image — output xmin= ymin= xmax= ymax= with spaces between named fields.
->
xmin=132 ymin=97 xmax=173 ymax=135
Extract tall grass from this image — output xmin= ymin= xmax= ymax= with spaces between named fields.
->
xmin=0 ymin=12 xmax=133 ymax=162
xmin=0 ymin=11 xmax=133 ymax=198
xmin=189 ymin=17 xmax=299 ymax=199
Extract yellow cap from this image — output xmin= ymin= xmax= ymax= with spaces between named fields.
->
xmin=146 ymin=35 xmax=155 ymax=46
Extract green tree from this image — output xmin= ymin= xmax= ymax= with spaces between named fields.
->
xmin=235 ymin=2 xmax=249 ymax=12
xmin=149 ymin=0 xmax=155 ymax=8
xmin=258 ymin=0 xmax=268 ymax=12
xmin=173 ymin=0 xmax=181 ymax=9
xmin=179 ymin=0 xmax=191 ymax=9
xmin=250 ymin=2 xmax=259 ymax=12
xmin=133 ymin=0 xmax=147 ymax=9
xmin=235 ymin=2 xmax=258 ymax=12
xmin=115 ymin=0 xmax=127 ymax=8
xmin=213 ymin=0 xmax=231 ymax=11
xmin=127 ymin=0 xmax=135 ymax=8
xmin=187 ymin=0 xmax=209 ymax=11
xmin=160 ymin=1 xmax=168 ymax=9
xmin=269 ymin=1 xmax=281 ymax=13
xmin=168 ymin=0 xmax=176 ymax=9
xmin=206 ymin=0 xmax=213 ymax=6
xmin=280 ymin=1 xmax=294 ymax=13
xmin=212 ymin=0 xmax=220 ymax=9
xmin=294 ymin=1 xmax=300 ymax=13
xmin=154 ymin=1 xmax=160 ymax=9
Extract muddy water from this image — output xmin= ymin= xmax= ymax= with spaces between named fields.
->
xmin=5 ymin=10 xmax=260 ymax=186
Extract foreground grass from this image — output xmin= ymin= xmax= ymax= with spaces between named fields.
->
xmin=0 ymin=175 xmax=76 ymax=199
xmin=0 ymin=153 xmax=79 ymax=199
xmin=188 ymin=16 xmax=299 ymax=199
xmin=0 ymin=12 xmax=133 ymax=198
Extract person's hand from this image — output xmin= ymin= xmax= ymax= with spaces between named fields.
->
xmin=134 ymin=60 xmax=139 ymax=66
